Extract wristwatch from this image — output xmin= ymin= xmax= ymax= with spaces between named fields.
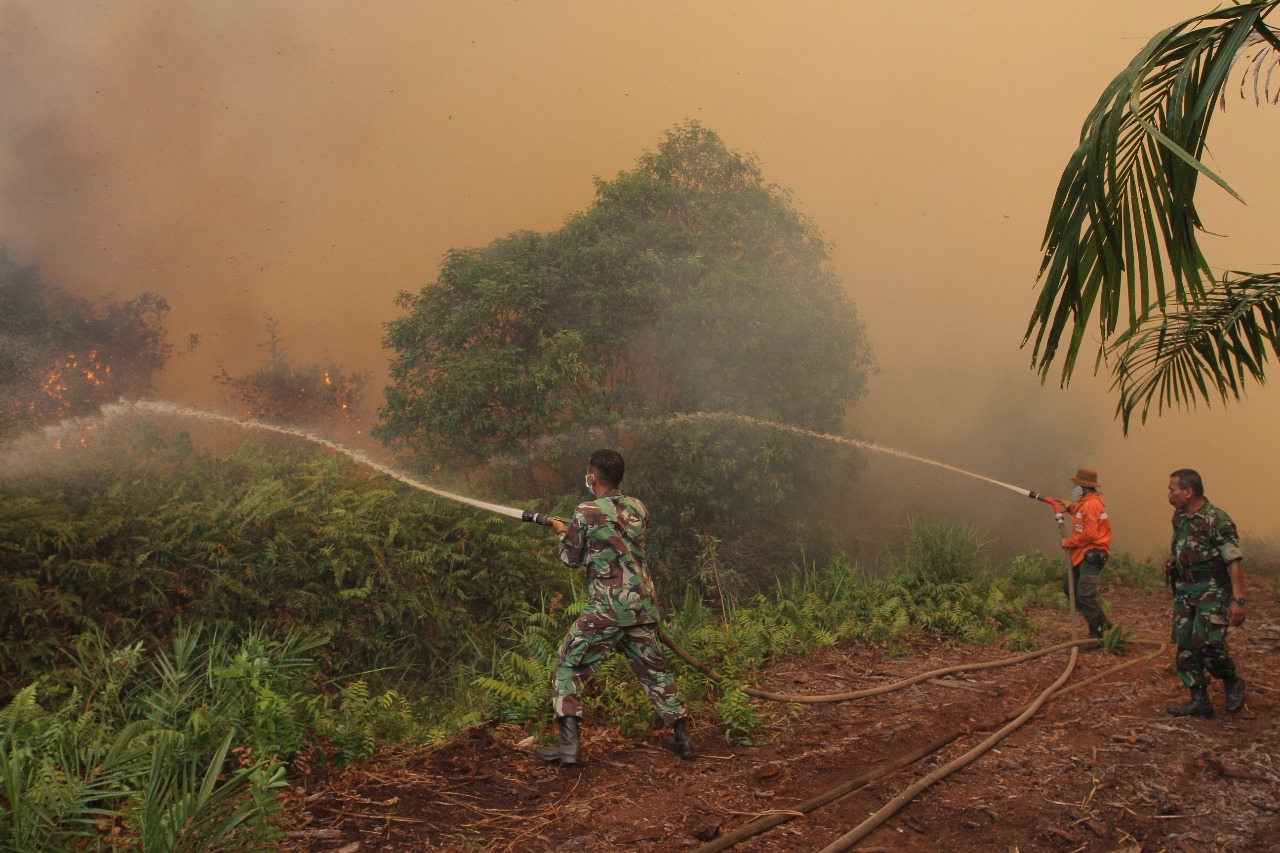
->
xmin=1231 ymin=597 xmax=1246 ymax=605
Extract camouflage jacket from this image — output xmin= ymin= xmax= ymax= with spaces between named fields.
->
xmin=558 ymin=492 xmax=660 ymax=627
xmin=1170 ymin=498 xmax=1243 ymax=575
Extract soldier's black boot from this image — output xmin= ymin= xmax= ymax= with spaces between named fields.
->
xmin=667 ymin=718 xmax=695 ymax=761
xmin=534 ymin=716 xmax=580 ymax=765
xmin=1224 ymin=675 xmax=1246 ymax=714
xmin=1167 ymin=687 xmax=1214 ymax=719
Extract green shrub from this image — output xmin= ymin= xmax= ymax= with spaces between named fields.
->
xmin=470 ymin=607 xmax=565 ymax=725
xmin=887 ymin=517 xmax=994 ymax=585
xmin=0 ymin=422 xmax=568 ymax=702
xmin=715 ymin=685 xmax=761 ymax=746
xmin=1101 ymin=553 xmax=1163 ymax=590
xmin=999 ymin=549 xmax=1065 ymax=607
xmin=0 ymin=628 xmax=320 ymax=852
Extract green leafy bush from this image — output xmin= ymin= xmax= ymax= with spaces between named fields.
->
xmin=715 ymin=685 xmax=761 ymax=746
xmin=1101 ymin=553 xmax=1163 ymax=589
xmin=0 ymin=627 xmax=322 ymax=852
xmin=0 ymin=422 xmax=567 ymax=701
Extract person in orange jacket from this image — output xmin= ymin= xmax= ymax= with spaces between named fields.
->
xmin=1061 ymin=467 xmax=1114 ymax=639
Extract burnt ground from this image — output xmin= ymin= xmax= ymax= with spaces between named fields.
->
xmin=276 ymin=583 xmax=1280 ymax=853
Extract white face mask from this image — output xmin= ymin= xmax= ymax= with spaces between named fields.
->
xmin=1070 ymin=484 xmax=1085 ymax=499
xmin=584 ymin=474 xmax=594 ymax=495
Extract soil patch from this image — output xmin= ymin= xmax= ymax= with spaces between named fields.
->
xmin=276 ymin=585 xmax=1280 ymax=852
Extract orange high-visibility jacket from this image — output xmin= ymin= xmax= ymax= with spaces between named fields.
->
xmin=1061 ymin=490 xmax=1111 ymax=567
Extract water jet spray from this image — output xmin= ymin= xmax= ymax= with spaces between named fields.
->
xmin=669 ymin=412 xmax=1071 ymax=519
xmin=95 ymin=401 xmax=539 ymax=522
xmin=45 ymin=403 xmax=1076 ymax=533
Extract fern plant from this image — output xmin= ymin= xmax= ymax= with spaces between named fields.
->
xmin=470 ymin=607 xmax=565 ymax=724
xmin=715 ymin=685 xmax=760 ymax=746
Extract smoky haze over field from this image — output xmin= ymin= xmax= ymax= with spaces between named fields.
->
xmin=2 ymin=1 xmax=1278 ymax=560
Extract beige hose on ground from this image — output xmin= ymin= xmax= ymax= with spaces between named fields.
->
xmin=690 ymin=641 xmax=1167 ymax=853
xmin=667 ymin=511 xmax=1134 ymax=851
xmin=660 ymin=629 xmax=1109 ymax=703
xmin=817 ymin=647 xmax=1080 ymax=852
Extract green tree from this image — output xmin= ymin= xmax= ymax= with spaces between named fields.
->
xmin=376 ymin=122 xmax=873 ymax=588
xmin=377 ymin=120 xmax=872 ymax=463
xmin=1024 ymin=1 xmax=1280 ymax=431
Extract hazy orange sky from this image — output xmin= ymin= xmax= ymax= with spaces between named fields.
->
xmin=2 ymin=1 xmax=1276 ymax=559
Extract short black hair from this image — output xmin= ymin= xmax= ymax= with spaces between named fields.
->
xmin=589 ymin=449 xmax=625 ymax=487
xmin=1169 ymin=468 xmax=1204 ymax=497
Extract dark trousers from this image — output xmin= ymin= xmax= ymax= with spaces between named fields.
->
xmin=1063 ymin=552 xmax=1110 ymax=636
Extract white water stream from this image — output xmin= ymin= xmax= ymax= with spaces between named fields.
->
xmin=668 ymin=412 xmax=1038 ymax=498
xmin=5 ymin=400 xmax=1047 ymax=518
xmin=105 ymin=400 xmax=527 ymax=520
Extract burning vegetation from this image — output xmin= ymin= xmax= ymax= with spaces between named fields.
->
xmin=35 ymin=350 xmax=111 ymax=416
xmin=214 ymin=315 xmax=371 ymax=432
xmin=0 ymin=250 xmax=179 ymax=439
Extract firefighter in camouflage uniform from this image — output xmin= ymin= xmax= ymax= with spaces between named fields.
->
xmin=1164 ymin=468 xmax=1247 ymax=718
xmin=534 ymin=449 xmax=694 ymax=765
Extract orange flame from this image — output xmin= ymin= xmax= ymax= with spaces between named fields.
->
xmin=39 ymin=350 xmax=112 ymax=416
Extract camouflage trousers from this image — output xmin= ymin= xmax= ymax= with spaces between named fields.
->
xmin=1172 ymin=581 xmax=1238 ymax=688
xmin=551 ymin=614 xmax=687 ymax=725
xmin=1063 ymin=556 xmax=1110 ymax=636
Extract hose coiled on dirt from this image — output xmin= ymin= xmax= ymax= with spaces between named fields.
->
xmin=691 ymin=641 xmax=1167 ymax=853
xmin=671 ymin=506 xmax=1148 ymax=852
xmin=660 ymin=630 xmax=1108 ymax=703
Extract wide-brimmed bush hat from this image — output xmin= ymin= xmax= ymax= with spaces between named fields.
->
xmin=1069 ymin=467 xmax=1100 ymax=489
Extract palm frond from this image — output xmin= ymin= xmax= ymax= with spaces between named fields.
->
xmin=1110 ymin=272 xmax=1280 ymax=431
xmin=1222 ymin=33 xmax=1280 ymax=106
xmin=1026 ymin=1 xmax=1280 ymax=385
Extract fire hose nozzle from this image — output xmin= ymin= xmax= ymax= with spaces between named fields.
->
xmin=1027 ymin=492 xmax=1067 ymax=514
xmin=521 ymin=510 xmax=551 ymax=526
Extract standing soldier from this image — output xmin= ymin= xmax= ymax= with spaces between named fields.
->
xmin=1060 ymin=467 xmax=1114 ymax=639
xmin=535 ymin=449 xmax=694 ymax=765
xmin=1165 ymin=468 xmax=1247 ymax=718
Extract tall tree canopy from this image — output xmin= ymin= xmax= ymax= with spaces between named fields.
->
xmin=1024 ymin=1 xmax=1280 ymax=431
xmin=377 ymin=122 xmax=873 ymax=588
xmin=377 ymin=121 xmax=873 ymax=465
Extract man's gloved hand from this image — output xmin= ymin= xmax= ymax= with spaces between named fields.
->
xmin=1041 ymin=496 xmax=1067 ymax=515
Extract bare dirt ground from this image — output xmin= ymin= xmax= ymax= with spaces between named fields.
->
xmin=276 ymin=581 xmax=1280 ymax=853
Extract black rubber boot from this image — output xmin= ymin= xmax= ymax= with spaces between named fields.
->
xmin=1167 ymin=687 xmax=1214 ymax=719
xmin=667 ymin=718 xmax=695 ymax=761
xmin=1224 ymin=675 xmax=1246 ymax=714
xmin=534 ymin=716 xmax=580 ymax=765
